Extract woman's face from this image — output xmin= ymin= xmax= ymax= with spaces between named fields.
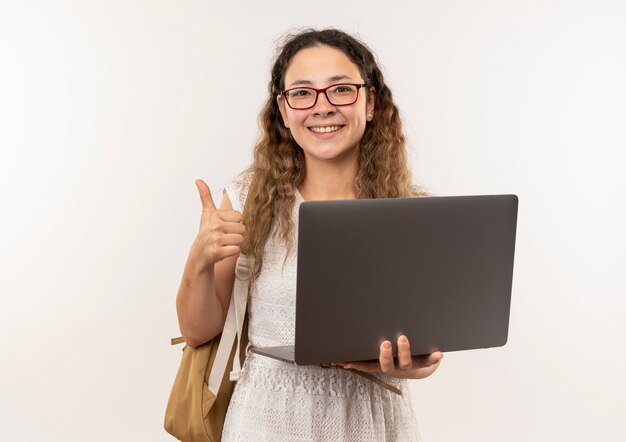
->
xmin=277 ymin=45 xmax=375 ymax=165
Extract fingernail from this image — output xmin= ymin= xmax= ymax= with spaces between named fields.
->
xmin=383 ymin=341 xmax=392 ymax=350
xmin=399 ymin=335 xmax=408 ymax=344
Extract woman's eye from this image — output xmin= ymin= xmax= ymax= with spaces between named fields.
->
xmin=331 ymin=85 xmax=354 ymax=94
xmin=290 ymin=89 xmax=312 ymax=97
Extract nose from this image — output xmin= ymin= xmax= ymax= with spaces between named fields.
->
xmin=312 ymin=91 xmax=336 ymax=116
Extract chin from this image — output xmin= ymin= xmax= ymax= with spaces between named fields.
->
xmin=306 ymin=146 xmax=358 ymax=162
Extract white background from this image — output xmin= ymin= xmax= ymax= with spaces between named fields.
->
xmin=1 ymin=0 xmax=625 ymax=441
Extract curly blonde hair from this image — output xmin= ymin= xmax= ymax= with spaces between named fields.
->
xmin=240 ymin=28 xmax=426 ymax=278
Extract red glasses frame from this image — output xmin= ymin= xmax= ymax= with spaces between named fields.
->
xmin=281 ymin=83 xmax=368 ymax=110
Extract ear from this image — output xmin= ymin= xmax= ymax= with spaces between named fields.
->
xmin=366 ymin=87 xmax=376 ymax=116
xmin=277 ymin=94 xmax=288 ymax=124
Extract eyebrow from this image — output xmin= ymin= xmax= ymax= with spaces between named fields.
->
xmin=287 ymin=75 xmax=356 ymax=88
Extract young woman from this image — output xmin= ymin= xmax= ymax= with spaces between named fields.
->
xmin=176 ymin=28 xmax=443 ymax=441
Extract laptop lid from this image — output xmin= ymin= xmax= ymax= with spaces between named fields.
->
xmin=293 ymin=194 xmax=518 ymax=365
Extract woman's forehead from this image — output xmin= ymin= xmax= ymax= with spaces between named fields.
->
xmin=284 ymin=45 xmax=362 ymax=88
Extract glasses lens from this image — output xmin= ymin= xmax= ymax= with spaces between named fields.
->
xmin=286 ymin=88 xmax=316 ymax=109
xmin=327 ymin=84 xmax=359 ymax=106
xmin=284 ymin=84 xmax=360 ymax=109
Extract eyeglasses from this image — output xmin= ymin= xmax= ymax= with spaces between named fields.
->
xmin=281 ymin=83 xmax=368 ymax=110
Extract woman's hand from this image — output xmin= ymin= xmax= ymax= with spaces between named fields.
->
xmin=176 ymin=180 xmax=244 ymax=347
xmin=191 ymin=179 xmax=245 ymax=268
xmin=341 ymin=336 xmax=443 ymax=380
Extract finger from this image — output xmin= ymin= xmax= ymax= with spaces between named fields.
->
xmin=195 ymin=179 xmax=217 ymax=212
xmin=215 ymin=210 xmax=244 ymax=223
xmin=428 ymin=351 xmax=444 ymax=365
xmin=379 ymin=340 xmax=395 ymax=373
xmin=211 ymin=245 xmax=240 ymax=262
xmin=219 ymin=221 xmax=246 ymax=235
xmin=211 ymin=218 xmax=246 ymax=235
xmin=396 ymin=335 xmax=412 ymax=370
xmin=413 ymin=351 xmax=444 ymax=368
xmin=216 ymin=233 xmax=244 ymax=247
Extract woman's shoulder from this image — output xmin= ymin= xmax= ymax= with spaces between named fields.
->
xmin=224 ymin=169 xmax=253 ymax=213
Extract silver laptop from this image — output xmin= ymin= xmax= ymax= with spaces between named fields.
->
xmin=251 ymin=194 xmax=518 ymax=365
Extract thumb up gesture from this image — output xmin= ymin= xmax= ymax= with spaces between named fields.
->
xmin=192 ymin=179 xmax=245 ymax=266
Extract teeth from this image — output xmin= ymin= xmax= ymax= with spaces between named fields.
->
xmin=309 ymin=125 xmax=342 ymax=134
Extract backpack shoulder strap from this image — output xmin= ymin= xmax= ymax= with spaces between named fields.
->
xmin=208 ymin=254 xmax=252 ymax=393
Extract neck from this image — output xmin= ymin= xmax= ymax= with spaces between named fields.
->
xmin=299 ymin=156 xmax=358 ymax=201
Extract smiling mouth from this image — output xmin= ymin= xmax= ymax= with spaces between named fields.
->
xmin=308 ymin=125 xmax=344 ymax=134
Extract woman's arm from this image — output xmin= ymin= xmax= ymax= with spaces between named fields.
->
xmin=175 ymin=180 xmax=243 ymax=348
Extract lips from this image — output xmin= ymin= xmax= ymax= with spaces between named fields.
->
xmin=308 ymin=125 xmax=345 ymax=134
